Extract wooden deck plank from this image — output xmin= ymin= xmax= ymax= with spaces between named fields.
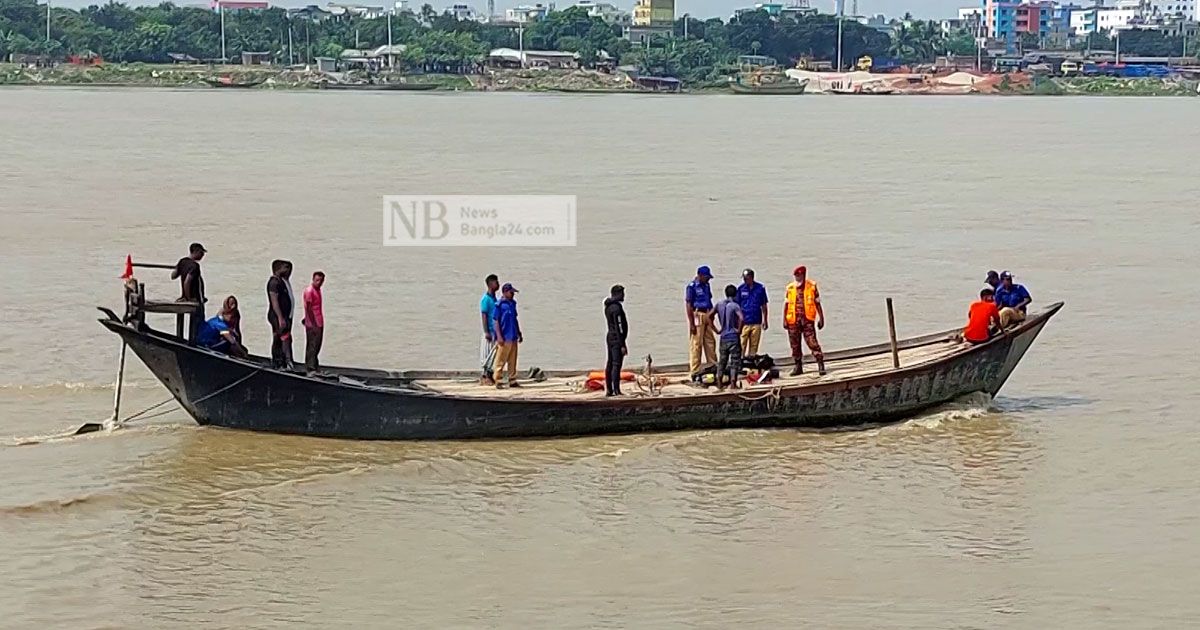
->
xmin=413 ymin=339 xmax=964 ymax=401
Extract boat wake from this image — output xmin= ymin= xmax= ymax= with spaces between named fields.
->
xmin=2 ymin=421 xmax=188 ymax=448
xmin=0 ymin=380 xmax=157 ymax=393
xmin=898 ymin=392 xmax=997 ymax=430
xmin=0 ymin=491 xmax=124 ymax=517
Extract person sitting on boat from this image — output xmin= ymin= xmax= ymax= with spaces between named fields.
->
xmin=963 ymin=287 xmax=1003 ymax=344
xmin=171 ymin=242 xmax=207 ymax=343
xmin=994 ymin=271 xmax=1032 ymax=328
xmin=985 ymin=270 xmax=1001 ymax=292
xmin=491 ymin=283 xmax=523 ymax=389
xmin=222 ymin=295 xmax=242 ymax=343
xmin=715 ymin=284 xmax=745 ymax=390
xmin=783 ymin=266 xmax=826 ymax=376
xmin=196 ymin=300 xmax=247 ymax=357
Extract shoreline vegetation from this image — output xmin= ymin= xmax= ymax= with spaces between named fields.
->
xmin=3 ymin=0 xmax=1199 ymax=96
xmin=2 ymin=63 xmax=1198 ymax=96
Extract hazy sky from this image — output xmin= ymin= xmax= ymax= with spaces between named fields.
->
xmin=50 ymin=0 xmax=969 ymax=19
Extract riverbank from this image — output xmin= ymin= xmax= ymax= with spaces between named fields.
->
xmin=3 ymin=62 xmax=1198 ymax=96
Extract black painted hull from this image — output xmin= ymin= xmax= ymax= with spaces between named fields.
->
xmin=99 ymin=304 xmax=1060 ymax=440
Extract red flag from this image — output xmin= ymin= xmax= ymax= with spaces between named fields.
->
xmin=121 ymin=255 xmax=133 ymax=280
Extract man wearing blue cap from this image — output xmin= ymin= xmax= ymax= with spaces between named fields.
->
xmin=491 ymin=282 xmax=524 ymax=389
xmin=685 ymin=265 xmax=717 ymax=376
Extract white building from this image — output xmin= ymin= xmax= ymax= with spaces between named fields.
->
xmin=1142 ymin=0 xmax=1197 ymax=19
xmin=572 ymin=0 xmax=629 ymax=23
xmin=325 ymin=2 xmax=387 ymax=18
xmin=505 ymin=3 xmax=551 ymax=22
xmin=957 ymin=6 xmax=983 ymax=20
xmin=448 ymin=2 xmax=482 ymax=20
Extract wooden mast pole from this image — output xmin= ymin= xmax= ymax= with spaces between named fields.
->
xmin=886 ymin=298 xmax=900 ymax=369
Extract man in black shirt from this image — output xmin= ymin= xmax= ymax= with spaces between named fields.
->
xmin=171 ymin=242 xmax=207 ymax=343
xmin=266 ymin=259 xmax=295 ymax=370
xmin=603 ymin=285 xmax=629 ymax=397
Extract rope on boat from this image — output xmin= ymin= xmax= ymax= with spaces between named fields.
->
xmin=116 ymin=367 xmax=266 ymax=427
xmin=737 ymin=386 xmax=783 ymax=411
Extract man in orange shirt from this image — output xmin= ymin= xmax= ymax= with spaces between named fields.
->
xmin=963 ymin=287 xmax=1003 ymax=344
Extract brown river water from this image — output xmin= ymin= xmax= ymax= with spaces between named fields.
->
xmin=1 ymin=88 xmax=1198 ymax=628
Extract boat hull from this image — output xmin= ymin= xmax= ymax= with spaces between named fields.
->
xmin=99 ymin=304 xmax=1059 ymax=440
xmin=729 ymin=81 xmax=808 ymax=95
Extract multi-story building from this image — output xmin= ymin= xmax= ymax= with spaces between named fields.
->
xmin=573 ymin=0 xmax=629 ymax=23
xmin=448 ymin=3 xmax=481 ymax=20
xmin=982 ymin=0 xmax=1055 ymax=41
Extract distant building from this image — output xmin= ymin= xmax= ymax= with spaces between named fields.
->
xmin=982 ymin=0 xmax=1055 ymax=45
xmin=505 ymin=3 xmax=551 ymax=22
xmin=488 ymin=47 xmax=578 ymax=68
xmin=632 ymin=0 xmax=674 ymax=27
xmin=448 ymin=3 xmax=482 ymax=21
xmin=573 ymin=0 xmax=629 ymax=23
xmin=731 ymin=2 xmax=818 ymax=20
xmin=287 ymin=4 xmax=335 ymax=20
xmin=210 ymin=0 xmax=269 ymax=9
xmin=241 ymin=51 xmax=271 ymax=65
xmin=325 ymin=2 xmax=387 ymax=19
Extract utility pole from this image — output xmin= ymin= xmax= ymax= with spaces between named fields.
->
xmin=46 ymin=0 xmax=51 ymax=42
xmin=387 ymin=10 xmax=393 ymax=67
xmin=518 ymin=19 xmax=525 ymax=67
xmin=683 ymin=13 xmax=688 ymax=38
xmin=219 ymin=2 xmax=226 ymax=63
xmin=288 ymin=23 xmax=294 ymax=65
xmin=836 ymin=6 xmax=844 ymax=72
xmin=306 ymin=22 xmax=311 ymax=64
xmin=1115 ymin=28 xmax=1121 ymax=63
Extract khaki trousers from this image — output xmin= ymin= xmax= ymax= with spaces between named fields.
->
xmin=688 ymin=311 xmax=717 ymax=375
xmin=999 ymin=307 xmax=1026 ymax=328
xmin=740 ymin=324 xmax=763 ymax=356
xmin=493 ymin=341 xmax=519 ymax=384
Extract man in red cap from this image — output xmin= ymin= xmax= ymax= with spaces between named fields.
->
xmin=782 ymin=265 xmax=826 ymax=376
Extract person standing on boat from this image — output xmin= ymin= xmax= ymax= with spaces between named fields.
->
xmin=479 ymin=274 xmax=500 ymax=386
xmin=715 ymin=284 xmax=745 ymax=390
xmin=994 ymin=271 xmax=1032 ymax=328
xmin=603 ymin=284 xmax=629 ymax=397
xmin=171 ymin=242 xmax=206 ymax=343
xmin=491 ymin=283 xmax=523 ymax=389
xmin=783 ymin=265 xmax=826 ymax=376
xmin=736 ymin=268 xmax=769 ymax=357
xmin=685 ymin=265 xmax=717 ymax=377
xmin=266 ymin=259 xmax=296 ymax=370
xmin=302 ymin=271 xmax=325 ymax=375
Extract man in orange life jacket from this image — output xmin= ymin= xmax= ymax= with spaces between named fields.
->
xmin=783 ymin=265 xmax=826 ymax=376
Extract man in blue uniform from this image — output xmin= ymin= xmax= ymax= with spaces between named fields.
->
xmin=491 ymin=283 xmax=524 ymax=389
xmin=994 ymin=271 xmax=1032 ymax=328
xmin=685 ymin=265 xmax=716 ymax=376
xmin=736 ymin=268 xmax=769 ymax=356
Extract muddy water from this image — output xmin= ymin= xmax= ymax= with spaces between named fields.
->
xmin=1 ymin=88 xmax=1197 ymax=628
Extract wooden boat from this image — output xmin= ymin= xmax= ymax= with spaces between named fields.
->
xmin=202 ymin=77 xmax=265 ymax=89
xmin=95 ymin=300 xmax=1062 ymax=440
xmin=729 ymin=77 xmax=808 ymax=95
xmin=317 ymin=82 xmax=437 ymax=91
